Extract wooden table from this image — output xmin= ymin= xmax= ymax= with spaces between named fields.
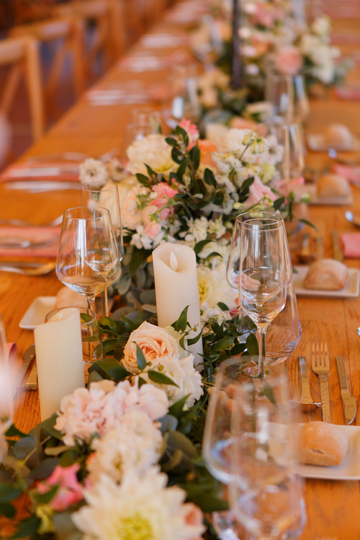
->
xmin=2 ymin=5 xmax=360 ymax=539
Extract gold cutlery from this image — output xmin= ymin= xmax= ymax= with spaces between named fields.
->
xmin=336 ymin=356 xmax=357 ymax=424
xmin=331 ymin=230 xmax=343 ymax=261
xmin=311 ymin=343 xmax=331 ymax=423
xmin=298 ymin=356 xmax=321 ymax=411
xmin=298 ymin=234 xmax=315 ymax=264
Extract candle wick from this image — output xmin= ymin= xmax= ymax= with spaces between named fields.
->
xmin=169 ymin=252 xmax=179 ymax=271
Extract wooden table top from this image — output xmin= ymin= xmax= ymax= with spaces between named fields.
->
xmin=2 ymin=7 xmax=360 ymax=540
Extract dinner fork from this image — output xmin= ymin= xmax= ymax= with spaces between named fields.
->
xmin=311 ymin=343 xmax=331 ymax=423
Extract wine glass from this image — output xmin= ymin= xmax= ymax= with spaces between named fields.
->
xmin=56 ymin=207 xmax=121 ymax=313
xmin=131 ymin=108 xmax=162 ymax=131
xmin=81 ymin=183 xmax=123 ymax=316
xmin=239 ymin=215 xmax=287 ymax=372
xmin=203 ymin=355 xmax=260 ymax=540
xmin=265 ymin=72 xmax=309 ymax=124
xmin=120 ymin=123 xmax=154 ymax=169
xmin=230 ymin=372 xmax=306 ymax=540
xmin=267 ymin=120 xmax=305 ymax=181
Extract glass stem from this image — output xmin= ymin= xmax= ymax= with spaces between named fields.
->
xmin=87 ymin=296 xmax=96 ymax=314
xmin=102 ymin=290 xmax=109 ymax=318
xmin=257 ymin=327 xmax=267 ymax=378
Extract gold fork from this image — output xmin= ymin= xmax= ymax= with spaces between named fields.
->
xmin=311 ymin=343 xmax=331 ymax=423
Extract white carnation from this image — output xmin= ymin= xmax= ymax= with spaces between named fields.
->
xmin=88 ymin=410 xmax=163 ymax=484
xmin=197 ymin=261 xmax=237 ymax=319
xmin=79 ymin=158 xmax=108 ymax=185
xmin=72 ymin=467 xmax=205 ymax=540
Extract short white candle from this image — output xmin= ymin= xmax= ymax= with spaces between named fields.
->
xmin=34 ymin=307 xmax=85 ymax=420
xmin=153 ymin=243 xmax=203 ymax=365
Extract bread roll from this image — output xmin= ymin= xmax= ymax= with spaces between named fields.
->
xmin=55 ymin=287 xmax=88 ymax=309
xmin=324 ymin=123 xmax=352 ymax=145
xmin=299 ymin=422 xmax=348 ymax=466
xmin=317 ymin=173 xmax=350 ymax=199
xmin=304 ymin=259 xmax=348 ymax=291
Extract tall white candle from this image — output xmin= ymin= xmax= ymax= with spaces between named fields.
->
xmin=34 ymin=307 xmax=85 ymax=420
xmin=153 ymin=243 xmax=203 ymax=365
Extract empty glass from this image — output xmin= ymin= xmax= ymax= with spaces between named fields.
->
xmin=267 ymin=120 xmax=305 ymax=181
xmin=45 ymin=306 xmax=103 ymax=364
xmin=265 ymin=72 xmax=309 ymax=124
xmin=131 ymin=108 xmax=162 ymax=131
xmin=230 ymin=372 xmax=306 ymax=540
xmin=163 ymin=63 xmax=200 ymax=129
xmin=56 ymin=207 xmax=121 ymax=313
xmin=120 ymin=123 xmax=154 ymax=168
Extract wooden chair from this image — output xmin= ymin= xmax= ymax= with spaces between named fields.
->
xmin=52 ymin=0 xmax=125 ymax=82
xmin=10 ymin=17 xmax=85 ymax=121
xmin=0 ymin=36 xmax=44 ymax=143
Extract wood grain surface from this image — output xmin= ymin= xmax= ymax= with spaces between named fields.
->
xmin=1 ymin=5 xmax=360 ymax=539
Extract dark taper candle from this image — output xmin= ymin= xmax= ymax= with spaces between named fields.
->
xmin=231 ymin=0 xmax=241 ymax=89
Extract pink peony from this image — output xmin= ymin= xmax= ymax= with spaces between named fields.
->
xmin=110 ymin=378 xmax=169 ymax=421
xmin=274 ymin=47 xmax=303 ymax=76
xmin=37 ymin=464 xmax=83 ymax=512
xmin=55 ymin=383 xmax=114 ymax=446
xmin=246 ymin=176 xmax=277 ymax=208
xmin=179 ymin=119 xmax=199 ymax=143
xmin=184 ymin=503 xmax=205 ymax=540
xmin=275 ymin=176 xmax=305 ymax=197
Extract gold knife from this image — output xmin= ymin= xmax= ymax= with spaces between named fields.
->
xmin=336 ymin=356 xmax=357 ymax=424
xmin=332 ymin=230 xmax=344 ymax=261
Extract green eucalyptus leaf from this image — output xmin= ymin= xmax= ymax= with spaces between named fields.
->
xmin=165 ymin=137 xmax=178 ymax=147
xmin=136 ymin=344 xmax=147 ymax=370
xmin=273 ymin=196 xmax=285 ymax=211
xmin=28 ymin=458 xmax=60 ymax=479
xmin=171 ymin=306 xmax=189 ymax=333
xmin=213 ymin=336 xmax=234 ymax=352
xmin=0 ymin=502 xmax=16 ymax=519
xmin=36 ymin=415 xmax=63 ymax=441
xmin=203 ymin=168 xmax=217 ymax=187
xmin=138 ymin=377 xmax=147 ymax=387
xmin=35 ymin=484 xmax=59 ymax=505
xmin=80 ymin=313 xmax=93 ymax=323
xmin=161 ymin=448 xmax=184 ymax=471
xmin=147 ymin=370 xmax=179 ymax=387
xmin=159 ymin=414 xmax=178 ymax=434
xmin=0 ymin=484 xmax=22 ymax=502
xmin=5 ymin=424 xmax=27 ymax=439
xmin=10 ymin=516 xmax=41 ymax=539
xmin=99 ymin=317 xmax=117 ymax=331
xmin=168 ymin=396 xmax=189 ymax=417
xmin=299 ymin=219 xmax=317 ymax=230
xmin=187 ymin=332 xmax=202 ymax=346
xmin=217 ymin=302 xmax=229 ymax=311
xmin=136 ymin=173 xmax=151 ymax=186
xmin=246 ymin=332 xmax=259 ymax=355
xmin=193 ymin=238 xmax=213 ymax=255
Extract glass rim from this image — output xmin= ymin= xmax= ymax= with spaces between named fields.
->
xmin=81 ymin=183 xmax=120 ymax=194
xmin=236 ymin=210 xmax=284 ymax=224
xmin=241 ymin=216 xmax=284 ymax=231
xmin=45 ymin=306 xmax=97 ymax=325
xmin=63 ymin=206 xmax=110 ymax=220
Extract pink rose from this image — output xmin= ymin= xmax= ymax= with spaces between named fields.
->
xmin=246 ymin=176 xmax=277 ymax=208
xmin=37 ymin=464 xmax=83 ymax=512
xmin=152 ymin=183 xmax=178 ymax=201
xmin=184 ymin=503 xmax=205 ymax=540
xmin=179 ymin=119 xmax=199 ymax=143
xmin=275 ymin=176 xmax=305 ymax=197
xmin=274 ymin=47 xmax=303 ymax=76
xmin=122 ymin=321 xmax=180 ymax=374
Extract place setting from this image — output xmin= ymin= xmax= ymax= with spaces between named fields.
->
xmin=2 ymin=0 xmax=360 ymax=538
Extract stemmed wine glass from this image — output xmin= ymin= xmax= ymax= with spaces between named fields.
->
xmin=239 ymin=215 xmax=287 ymax=373
xmin=203 ymin=357 xmax=305 ymax=540
xmin=265 ymin=72 xmax=309 ymax=124
xmin=81 ymin=183 xmax=123 ymax=316
xmin=230 ymin=370 xmax=306 ymax=540
xmin=56 ymin=207 xmax=121 ymax=313
xmin=227 ymin=212 xmax=300 ymax=366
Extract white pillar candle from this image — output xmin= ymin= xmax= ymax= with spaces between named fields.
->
xmin=153 ymin=243 xmax=203 ymax=365
xmin=34 ymin=307 xmax=85 ymax=420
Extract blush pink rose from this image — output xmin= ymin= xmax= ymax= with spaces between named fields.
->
xmin=122 ymin=321 xmax=180 ymax=374
xmin=246 ymin=176 xmax=277 ymax=207
xmin=152 ymin=183 xmax=178 ymax=201
xmin=274 ymin=47 xmax=303 ymax=76
xmin=184 ymin=503 xmax=206 ymax=540
xmin=37 ymin=464 xmax=83 ymax=512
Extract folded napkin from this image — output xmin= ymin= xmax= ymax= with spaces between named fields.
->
xmin=0 ymin=162 xmax=80 ymax=183
xmin=0 ymin=227 xmax=60 ymax=258
xmin=341 ymin=233 xmax=360 ymax=258
xmin=118 ymin=51 xmax=193 ymax=72
xmin=335 ymin=86 xmax=360 ymax=101
xmin=7 ymin=343 xmax=17 ymax=363
xmin=334 ymin=164 xmax=360 ymax=186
